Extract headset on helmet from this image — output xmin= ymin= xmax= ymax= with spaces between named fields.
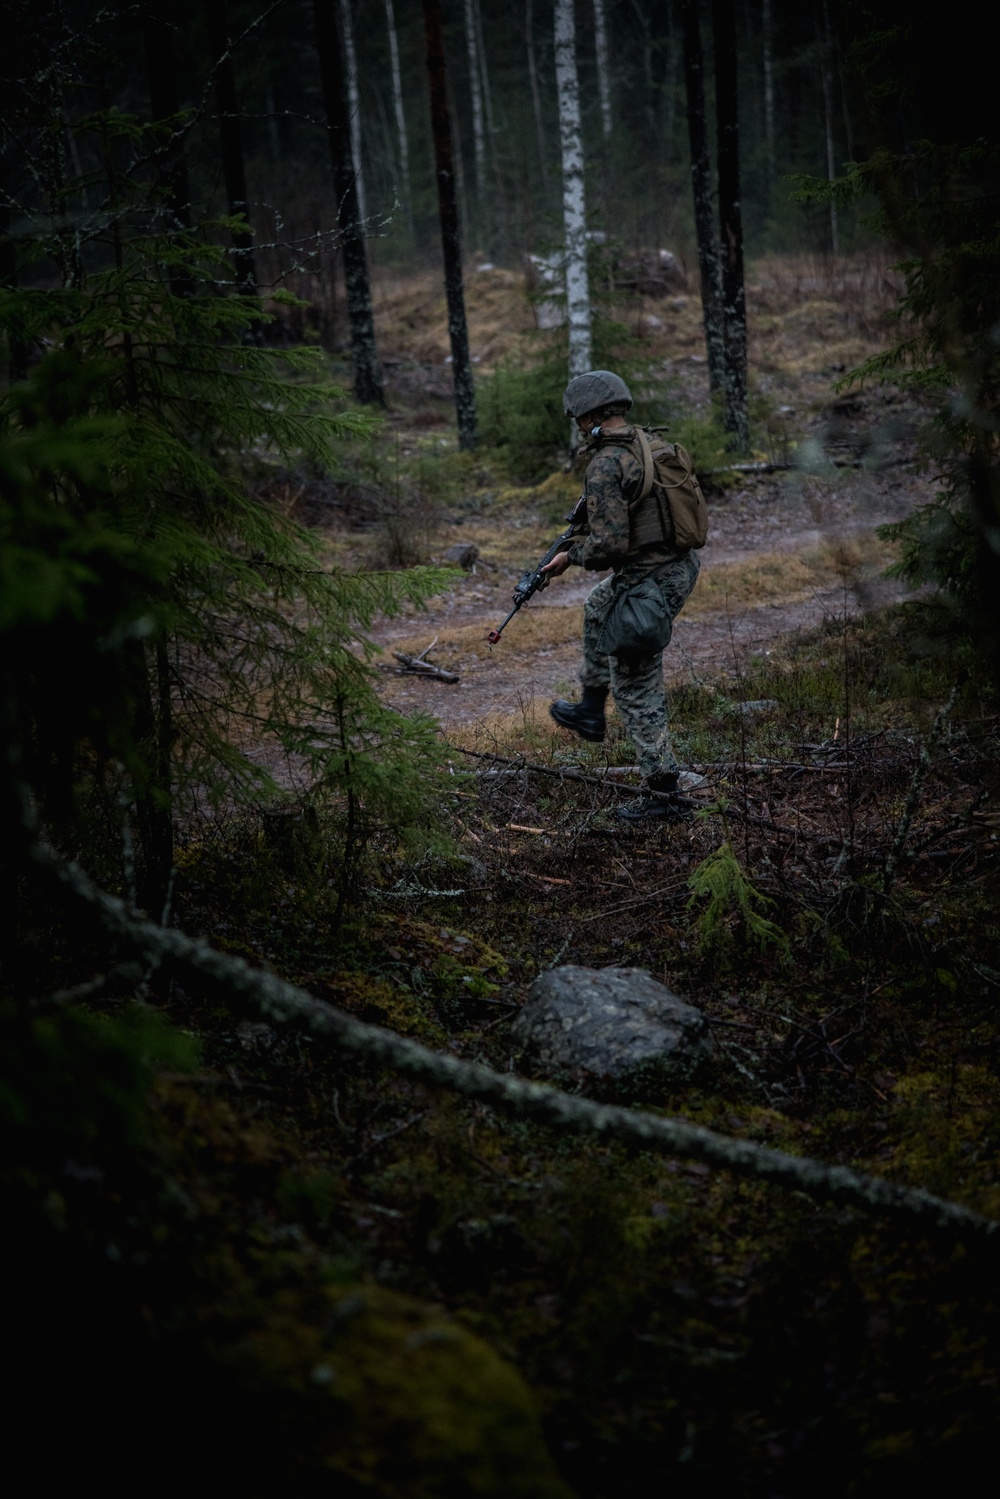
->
xmin=562 ymin=369 xmax=634 ymax=419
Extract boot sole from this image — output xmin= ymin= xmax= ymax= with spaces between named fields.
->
xmin=548 ymin=705 xmax=605 ymax=742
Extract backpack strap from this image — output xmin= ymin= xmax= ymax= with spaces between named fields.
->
xmin=633 ymin=426 xmax=656 ymax=501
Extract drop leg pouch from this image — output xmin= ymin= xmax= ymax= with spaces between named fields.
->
xmin=596 ymin=574 xmax=673 ymax=658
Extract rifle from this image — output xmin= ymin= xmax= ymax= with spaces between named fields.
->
xmin=486 ymin=496 xmax=587 ymax=646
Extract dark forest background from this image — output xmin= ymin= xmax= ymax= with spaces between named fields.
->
xmin=4 ymin=3 xmax=1000 ymax=1494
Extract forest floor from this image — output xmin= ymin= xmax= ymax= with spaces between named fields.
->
xmin=26 ymin=255 xmax=999 ymax=1495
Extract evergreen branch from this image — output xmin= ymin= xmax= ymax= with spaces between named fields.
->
xmin=28 ymin=841 xmax=1000 ymax=1247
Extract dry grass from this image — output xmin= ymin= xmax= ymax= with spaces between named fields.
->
xmin=687 ymin=535 xmax=895 ymax=615
xmin=370 ymin=251 xmax=903 ymax=392
xmin=373 ymin=266 xmax=537 ymax=373
xmin=392 ymin=601 xmax=585 ymax=666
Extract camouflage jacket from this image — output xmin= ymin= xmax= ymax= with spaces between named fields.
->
xmin=565 ymin=426 xmax=682 ymax=574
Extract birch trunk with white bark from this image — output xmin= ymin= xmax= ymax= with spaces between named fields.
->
xmin=313 ymin=0 xmax=384 ymax=405
xmin=384 ymin=0 xmax=411 ymax=219
xmin=554 ymin=0 xmax=592 ymax=391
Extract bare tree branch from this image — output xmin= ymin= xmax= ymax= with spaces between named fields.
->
xmin=27 ymin=840 xmax=1000 ymax=1245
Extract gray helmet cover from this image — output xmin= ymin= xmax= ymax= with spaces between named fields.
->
xmin=562 ymin=369 xmax=634 ymax=419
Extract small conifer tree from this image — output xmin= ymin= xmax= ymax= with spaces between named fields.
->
xmin=1 ymin=81 xmax=451 ymax=912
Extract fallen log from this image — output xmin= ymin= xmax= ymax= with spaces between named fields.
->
xmin=393 ymin=651 xmax=459 ymax=683
xmin=28 ymin=839 xmax=1000 ymax=1246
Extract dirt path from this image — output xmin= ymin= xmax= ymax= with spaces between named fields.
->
xmin=370 ymin=463 xmax=926 ymax=734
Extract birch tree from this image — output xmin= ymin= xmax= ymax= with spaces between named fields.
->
xmin=313 ymin=0 xmax=384 ymax=405
xmin=339 ymin=0 xmax=367 ymax=226
xmin=593 ymin=0 xmax=613 ymax=141
xmin=681 ymin=0 xmax=725 ymax=396
xmin=554 ymin=0 xmax=592 ymax=391
xmin=713 ymin=0 xmax=750 ymax=449
xmin=422 ymin=0 xmax=477 ymax=449
xmin=384 ymin=0 xmax=411 ymax=218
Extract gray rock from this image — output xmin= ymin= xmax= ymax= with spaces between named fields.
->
xmin=512 ymin=965 xmax=709 ymax=1096
xmin=443 ymin=542 xmax=480 ymax=569
xmin=737 ymin=699 xmax=780 ymax=716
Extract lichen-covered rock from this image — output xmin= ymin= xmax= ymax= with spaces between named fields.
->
xmin=512 ymin=965 xmax=709 ymax=1095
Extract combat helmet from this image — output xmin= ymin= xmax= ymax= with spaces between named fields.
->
xmin=562 ymin=369 xmax=633 ymax=419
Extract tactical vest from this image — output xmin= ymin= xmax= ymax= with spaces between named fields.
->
xmin=601 ymin=427 xmax=709 ymax=556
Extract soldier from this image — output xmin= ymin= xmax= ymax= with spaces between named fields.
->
xmin=542 ymin=369 xmax=702 ymax=820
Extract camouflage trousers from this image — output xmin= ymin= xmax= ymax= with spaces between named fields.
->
xmin=579 ymin=552 xmax=700 ymax=779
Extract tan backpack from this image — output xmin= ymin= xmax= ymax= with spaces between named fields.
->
xmin=630 ymin=427 xmax=709 ymax=551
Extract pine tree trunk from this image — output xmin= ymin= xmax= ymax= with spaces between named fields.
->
xmin=554 ymin=0 xmax=592 ymax=392
xmin=762 ymin=0 xmax=776 ymax=196
xmin=313 ymin=0 xmax=385 ymax=406
xmin=142 ymin=7 xmax=194 ymax=298
xmin=204 ymin=0 xmax=258 ymax=301
xmin=681 ymin=0 xmax=725 ymax=396
xmin=593 ymin=0 xmax=613 ymax=141
xmin=422 ymin=0 xmax=477 ymax=450
xmin=339 ymin=0 xmax=367 ymax=226
xmin=820 ymin=0 xmax=839 ymax=253
xmin=384 ymin=0 xmax=413 ymax=227
xmin=525 ymin=0 xmax=550 ymax=196
xmin=713 ymin=0 xmax=749 ymax=449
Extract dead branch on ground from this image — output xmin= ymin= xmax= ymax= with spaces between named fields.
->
xmin=27 ymin=839 xmax=1000 ymax=1245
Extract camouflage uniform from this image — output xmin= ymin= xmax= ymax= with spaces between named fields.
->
xmin=564 ymin=428 xmax=700 ymax=779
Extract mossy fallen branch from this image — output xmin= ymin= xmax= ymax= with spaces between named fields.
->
xmin=30 ymin=841 xmax=1000 ymax=1245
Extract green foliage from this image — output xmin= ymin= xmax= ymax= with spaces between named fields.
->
xmin=477 ymin=315 xmax=673 ymax=482
xmin=687 ymin=833 xmax=790 ymax=962
xmin=477 ymin=350 xmax=569 ymax=480
xmin=1 ymin=103 xmax=457 ymax=900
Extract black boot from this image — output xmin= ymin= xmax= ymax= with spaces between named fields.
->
xmin=616 ymin=770 xmax=692 ymax=822
xmin=549 ymin=685 xmax=608 ymax=743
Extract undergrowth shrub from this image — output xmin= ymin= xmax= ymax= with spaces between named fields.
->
xmin=477 ymin=315 xmax=676 ymax=482
xmin=687 ymin=833 xmax=790 ymax=963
